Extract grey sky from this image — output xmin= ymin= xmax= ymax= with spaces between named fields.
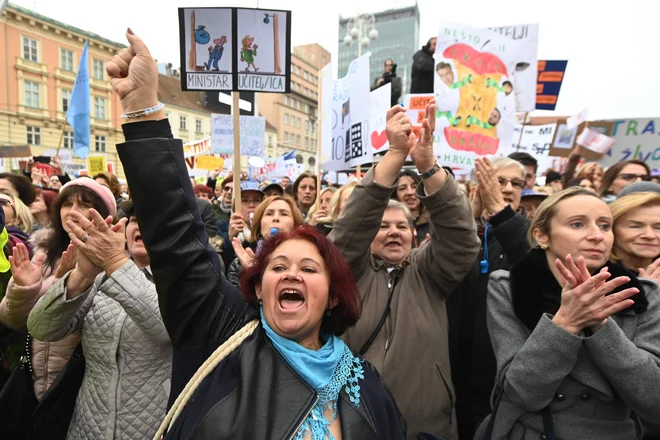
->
xmin=13 ymin=0 xmax=660 ymax=119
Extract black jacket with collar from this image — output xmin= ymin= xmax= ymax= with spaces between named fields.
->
xmin=116 ymin=121 xmax=406 ymax=440
xmin=446 ymin=206 xmax=530 ymax=440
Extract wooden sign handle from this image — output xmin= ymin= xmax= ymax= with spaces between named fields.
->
xmin=233 ymin=92 xmax=242 ymax=213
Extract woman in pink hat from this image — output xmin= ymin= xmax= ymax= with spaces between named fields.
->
xmin=0 ymin=178 xmax=115 ymax=438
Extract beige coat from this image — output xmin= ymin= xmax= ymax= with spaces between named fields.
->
xmin=330 ymin=167 xmax=480 ymax=440
xmin=0 ymin=228 xmax=80 ymax=400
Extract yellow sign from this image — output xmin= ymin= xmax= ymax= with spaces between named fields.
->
xmin=86 ymin=155 xmax=107 ymax=175
xmin=196 ymin=156 xmax=225 ymax=171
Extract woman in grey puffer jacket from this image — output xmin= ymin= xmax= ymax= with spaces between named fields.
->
xmin=28 ymin=202 xmax=172 ymax=440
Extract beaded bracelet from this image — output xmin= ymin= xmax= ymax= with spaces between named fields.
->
xmin=121 ymin=102 xmax=166 ymax=119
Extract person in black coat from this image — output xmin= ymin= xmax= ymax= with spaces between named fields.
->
xmin=410 ymin=37 xmax=436 ymax=94
xmin=107 ymin=31 xmax=406 ymax=440
xmin=447 ymin=157 xmax=531 ymax=440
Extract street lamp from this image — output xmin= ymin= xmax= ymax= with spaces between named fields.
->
xmin=342 ymin=13 xmax=378 ymax=57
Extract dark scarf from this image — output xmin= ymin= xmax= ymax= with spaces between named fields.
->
xmin=510 ymin=248 xmax=649 ymax=331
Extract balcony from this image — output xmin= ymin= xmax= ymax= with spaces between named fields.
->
xmin=15 ymin=57 xmax=48 ymax=77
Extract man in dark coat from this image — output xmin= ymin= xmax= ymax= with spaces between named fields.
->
xmin=410 ymin=37 xmax=436 ymax=94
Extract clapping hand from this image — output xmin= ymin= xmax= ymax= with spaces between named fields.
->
xmin=409 ymin=100 xmax=437 ymax=174
xmin=553 ymin=255 xmax=637 ymax=334
xmin=385 ymin=106 xmax=415 ymax=157
xmin=54 ymin=243 xmax=77 ymax=279
xmin=9 ymin=243 xmax=44 ymax=287
xmin=232 ymin=238 xmax=256 ymax=269
xmin=639 ymin=258 xmax=660 ymax=285
xmin=475 ymin=157 xmax=507 ymax=217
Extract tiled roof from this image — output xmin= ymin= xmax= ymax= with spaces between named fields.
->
xmin=7 ymin=3 xmax=126 ymax=49
xmin=157 ymin=74 xmax=209 ymax=114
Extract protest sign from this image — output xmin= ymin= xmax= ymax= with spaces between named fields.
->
xmin=196 ymin=156 xmax=226 ymax=170
xmin=370 ymin=83 xmax=391 ymax=154
xmin=86 ymin=155 xmax=107 ymax=175
xmin=550 ymin=120 xmax=614 ymax=160
xmin=434 ymin=22 xmax=520 ymax=169
xmin=212 ymin=114 xmax=265 ymax=156
xmin=601 ymin=118 xmax=660 ymax=168
xmin=510 ymin=123 xmax=556 ymax=173
xmin=489 ymin=23 xmax=539 ymax=113
xmin=321 ymin=54 xmax=372 ymax=171
xmin=179 ymin=7 xmax=291 ymax=93
xmin=0 ymin=145 xmax=31 ymax=158
xmin=567 ymin=107 xmax=588 ymax=130
xmin=536 ymin=60 xmax=568 ymax=110
xmin=405 ymin=94 xmax=434 ymax=138
xmin=576 ymin=128 xmax=615 ymax=155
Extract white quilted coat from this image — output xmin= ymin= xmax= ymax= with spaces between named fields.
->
xmin=27 ymin=260 xmax=172 ymax=440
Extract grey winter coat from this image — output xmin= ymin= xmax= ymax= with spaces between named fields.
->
xmin=477 ymin=254 xmax=660 ymax=440
xmin=27 ymin=261 xmax=172 ymax=440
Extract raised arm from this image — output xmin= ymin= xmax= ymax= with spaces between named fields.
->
xmin=108 ymin=31 xmax=254 ymax=349
xmin=329 ymin=105 xmax=413 ymax=275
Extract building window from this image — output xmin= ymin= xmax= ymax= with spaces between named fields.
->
xmin=195 ymin=119 xmax=203 ymax=133
xmin=22 ymin=37 xmax=38 ymax=62
xmin=180 ymin=116 xmax=187 ymax=130
xmin=26 ymin=126 xmax=41 ymax=145
xmin=94 ymin=97 xmax=106 ymax=120
xmin=296 ymin=101 xmax=301 ymax=110
xmin=284 ymin=132 xmax=289 ymax=142
xmin=93 ymin=59 xmax=104 ymax=80
xmin=304 ymin=137 xmax=309 ymax=147
xmin=304 ymin=71 xmax=308 ymax=80
xmin=296 ymin=66 xmax=300 ymax=75
xmin=24 ymin=80 xmax=40 ymax=108
xmin=297 ymin=118 xmax=301 ymax=128
xmin=61 ymin=89 xmax=71 ymax=112
xmin=284 ymin=96 xmax=290 ymax=106
xmin=296 ymin=135 xmax=301 ymax=145
xmin=63 ymin=131 xmax=73 ymax=149
xmin=296 ymin=154 xmax=303 ymax=164
xmin=308 ymin=157 xmax=316 ymax=166
xmin=60 ymin=48 xmax=74 ymax=71
xmin=305 ymin=120 xmax=309 ymax=131
xmin=284 ymin=113 xmax=289 ymax=125
xmin=304 ymin=104 xmax=309 ymax=114
xmin=95 ymin=135 xmax=106 ymax=152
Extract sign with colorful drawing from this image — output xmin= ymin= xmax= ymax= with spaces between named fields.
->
xmin=489 ymin=23 xmax=539 ymax=113
xmin=321 ymin=55 xmax=371 ymax=171
xmin=601 ymin=118 xmax=660 ymax=168
xmin=434 ymin=22 xmax=521 ymax=168
xmin=369 ymin=83 xmax=391 ymax=154
xmin=178 ymin=7 xmax=291 ymax=93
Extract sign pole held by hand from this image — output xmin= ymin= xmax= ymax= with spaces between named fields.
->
xmin=315 ymin=66 xmax=324 ymax=210
xmin=515 ymin=112 xmax=528 ymax=152
xmin=233 ymin=92 xmax=242 ymax=213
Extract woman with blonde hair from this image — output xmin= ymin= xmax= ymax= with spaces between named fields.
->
xmin=476 ymin=186 xmax=660 ymax=439
xmin=227 ymin=195 xmax=304 ymax=288
xmin=306 ymin=186 xmax=337 ymax=226
xmin=312 ymin=182 xmax=357 ymax=236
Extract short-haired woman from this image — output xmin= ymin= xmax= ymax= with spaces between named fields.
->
xmin=476 ymin=187 xmax=660 ymax=439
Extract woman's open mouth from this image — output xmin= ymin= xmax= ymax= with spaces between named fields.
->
xmin=278 ymin=289 xmax=305 ymax=311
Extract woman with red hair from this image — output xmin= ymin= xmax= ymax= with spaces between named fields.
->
xmin=101 ymin=31 xmax=406 ymax=440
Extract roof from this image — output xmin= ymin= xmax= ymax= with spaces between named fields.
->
xmin=6 ymin=3 xmax=126 ymax=49
xmin=157 ymin=74 xmax=209 ymax=114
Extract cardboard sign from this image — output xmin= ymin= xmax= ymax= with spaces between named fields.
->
xmin=536 ymin=60 xmax=568 ymax=111
xmin=601 ymin=118 xmax=660 ymax=168
xmin=369 ymin=83 xmax=391 ymax=154
xmin=576 ymin=128 xmax=616 ymax=155
xmin=196 ymin=155 xmax=226 ymax=170
xmin=321 ymin=55 xmax=372 ymax=171
xmin=0 ymin=145 xmax=31 ymax=158
xmin=489 ymin=23 xmax=539 ymax=113
xmin=211 ymin=115 xmax=265 ymax=156
xmin=178 ymin=7 xmax=292 ymax=93
xmin=434 ymin=22 xmax=521 ymax=168
xmin=549 ymin=120 xmax=614 ymax=160
xmin=86 ymin=155 xmax=107 ymax=176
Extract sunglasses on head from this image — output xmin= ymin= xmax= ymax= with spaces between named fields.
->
xmin=497 ymin=176 xmax=526 ymax=189
xmin=617 ymin=173 xmax=650 ymax=182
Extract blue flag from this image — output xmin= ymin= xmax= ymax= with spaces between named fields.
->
xmin=283 ymin=150 xmax=295 ymax=161
xmin=66 ymin=41 xmax=90 ymax=159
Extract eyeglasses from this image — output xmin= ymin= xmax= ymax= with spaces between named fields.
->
xmin=616 ymin=173 xmax=650 ymax=182
xmin=241 ymin=198 xmax=263 ymax=206
xmin=497 ymin=176 xmax=526 ymax=189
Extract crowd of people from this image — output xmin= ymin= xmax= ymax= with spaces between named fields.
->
xmin=0 ymin=30 xmax=658 ymax=440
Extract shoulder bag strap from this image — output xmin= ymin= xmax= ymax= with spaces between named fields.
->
xmin=482 ymin=384 xmax=503 ymax=440
xmin=358 ymin=268 xmax=400 ymax=356
xmin=152 ymin=319 xmax=259 ymax=440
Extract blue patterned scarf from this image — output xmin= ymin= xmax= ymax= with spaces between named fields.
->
xmin=260 ymin=308 xmax=364 ymax=440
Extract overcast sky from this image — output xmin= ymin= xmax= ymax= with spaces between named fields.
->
xmin=12 ymin=0 xmax=660 ymax=119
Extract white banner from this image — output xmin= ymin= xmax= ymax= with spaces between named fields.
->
xmin=211 ymin=114 xmax=265 ymax=156
xmin=321 ymin=54 xmax=372 ymax=171
xmin=369 ymin=83 xmax=391 ymax=154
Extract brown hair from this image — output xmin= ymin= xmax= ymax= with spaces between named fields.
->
xmin=249 ymin=195 xmax=304 ymax=242
xmin=598 ymin=160 xmax=650 ymax=198
xmin=93 ymin=172 xmax=121 ymax=198
xmin=293 ymin=173 xmax=317 ymax=203
xmin=527 ymin=187 xmax=599 ymax=248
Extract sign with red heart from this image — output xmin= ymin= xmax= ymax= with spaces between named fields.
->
xmin=371 ymin=130 xmax=388 ymax=150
